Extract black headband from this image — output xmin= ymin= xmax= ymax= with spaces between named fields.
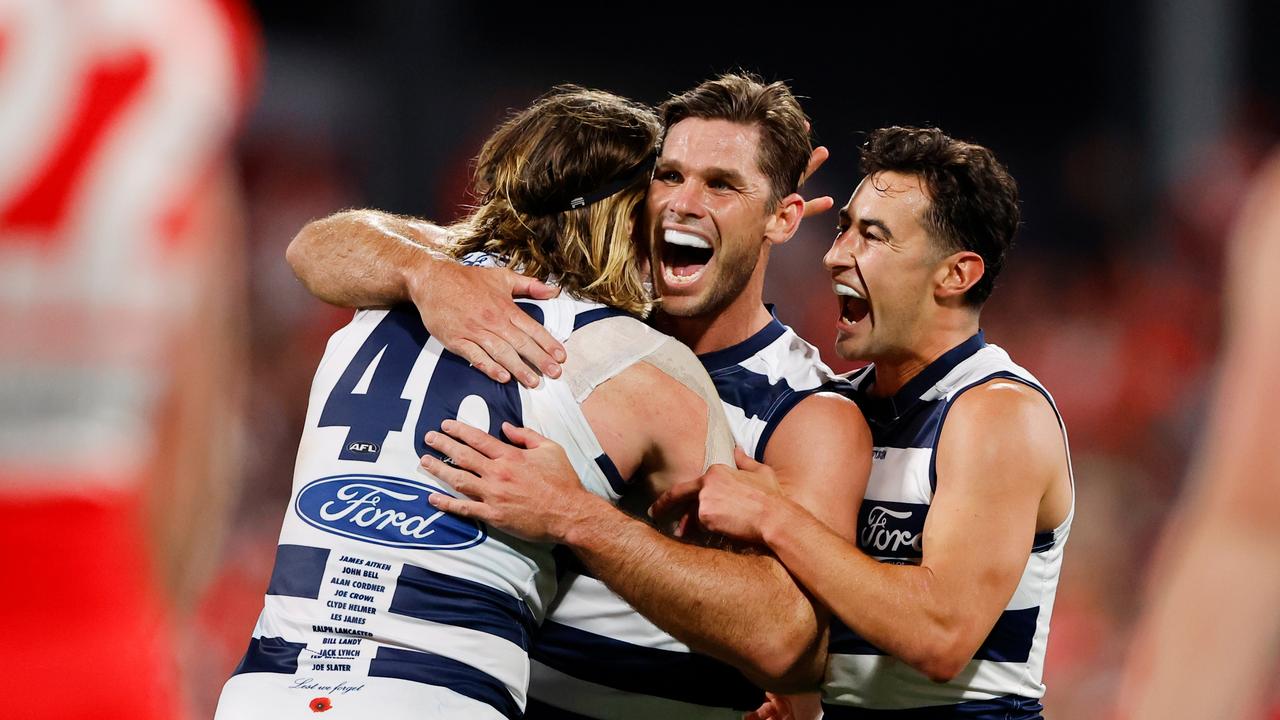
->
xmin=518 ymin=151 xmax=657 ymax=216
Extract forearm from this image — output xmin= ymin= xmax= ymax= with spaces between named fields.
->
xmin=286 ymin=209 xmax=452 ymax=308
xmin=565 ymin=496 xmax=824 ymax=690
xmin=761 ymin=500 xmax=966 ymax=681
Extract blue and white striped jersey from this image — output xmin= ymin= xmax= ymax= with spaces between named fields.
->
xmin=216 ymin=291 xmax=639 ymax=720
xmin=528 ymin=309 xmax=854 ymax=719
xmin=823 ymin=332 xmax=1073 ymax=719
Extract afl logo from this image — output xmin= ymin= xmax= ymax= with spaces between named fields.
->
xmin=295 ymin=474 xmax=486 ymax=550
xmin=347 ymin=441 xmax=379 ymax=454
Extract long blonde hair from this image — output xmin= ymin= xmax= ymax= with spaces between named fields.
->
xmin=450 ymin=86 xmax=660 ymax=316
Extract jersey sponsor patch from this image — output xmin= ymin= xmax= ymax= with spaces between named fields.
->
xmin=295 ymin=474 xmax=486 ymax=550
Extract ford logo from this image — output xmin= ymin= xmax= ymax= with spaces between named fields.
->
xmin=295 ymin=474 xmax=486 ymax=550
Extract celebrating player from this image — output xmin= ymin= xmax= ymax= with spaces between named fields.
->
xmin=286 ymin=74 xmax=870 ymax=718
xmin=655 ymin=127 xmax=1075 ymax=718
xmin=216 ymin=86 xmax=739 ymax=719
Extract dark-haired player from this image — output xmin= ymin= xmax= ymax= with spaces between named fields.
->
xmin=286 ymin=74 xmax=869 ymax=719
xmin=657 ymin=127 xmax=1075 ymax=718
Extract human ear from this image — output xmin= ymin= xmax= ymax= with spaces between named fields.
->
xmin=764 ymin=192 xmax=805 ymax=246
xmin=935 ymin=250 xmax=985 ymax=300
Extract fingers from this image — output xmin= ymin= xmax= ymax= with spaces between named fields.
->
xmin=500 ymin=422 xmax=547 ymax=449
xmin=418 ymin=454 xmax=480 ymax=494
xmin=474 ymin=330 xmax=541 ymax=388
xmin=439 ymin=419 xmax=512 ymax=459
xmin=802 ymin=145 xmax=830 ymax=185
xmin=427 ymin=491 xmax=492 ymax=522
xmin=649 ymin=477 xmax=703 ymax=522
xmin=423 ymin=428 xmax=494 ymax=474
xmin=452 ymin=340 xmax=512 ymax=384
xmin=503 ymin=269 xmax=562 ymax=301
xmin=802 ymin=196 xmax=835 ymax=218
xmin=507 ymin=310 xmax=566 ymax=377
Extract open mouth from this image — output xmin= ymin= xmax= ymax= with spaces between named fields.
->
xmin=834 ymin=282 xmax=870 ymax=324
xmin=660 ymin=229 xmax=714 ymax=286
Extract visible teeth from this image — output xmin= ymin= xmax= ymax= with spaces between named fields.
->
xmin=833 ymin=283 xmax=865 ymax=299
xmin=663 ymin=264 xmax=704 ymax=285
xmin=664 ymin=229 xmax=711 ymax=249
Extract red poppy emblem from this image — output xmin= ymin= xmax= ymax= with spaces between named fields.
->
xmin=309 ymin=697 xmax=332 ymax=713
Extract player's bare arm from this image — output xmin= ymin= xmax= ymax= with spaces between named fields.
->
xmin=671 ymin=379 xmax=1069 ymax=682
xmin=423 ymin=374 xmax=869 ymax=691
xmin=286 ymin=208 xmax=564 ymax=387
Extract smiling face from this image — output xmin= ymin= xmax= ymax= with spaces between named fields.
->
xmin=825 ymin=171 xmax=948 ymax=362
xmin=643 ymin=118 xmax=777 ymax=319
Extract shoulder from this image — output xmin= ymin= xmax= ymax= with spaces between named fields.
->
xmin=938 ymin=378 xmax=1065 ymax=485
xmin=764 ymin=391 xmax=870 ymax=477
xmin=945 ymin=377 xmax=1057 ymax=432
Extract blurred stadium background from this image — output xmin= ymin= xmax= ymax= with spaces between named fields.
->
xmin=4 ymin=1 xmax=1278 ymax=717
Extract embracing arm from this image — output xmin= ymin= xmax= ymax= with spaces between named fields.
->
xmin=723 ymin=381 xmax=1066 ymax=682
xmin=423 ymin=386 xmax=869 ymax=691
xmin=285 ymin=208 xmax=563 ymax=386
xmin=286 ymin=208 xmax=451 ymax=308
xmin=567 ymin=388 xmax=867 ymax=689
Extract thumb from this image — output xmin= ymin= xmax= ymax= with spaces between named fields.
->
xmin=504 ymin=269 xmax=560 ymax=299
xmin=501 ymin=422 xmax=547 ymax=448
xmin=733 ymin=446 xmax=762 ymax=470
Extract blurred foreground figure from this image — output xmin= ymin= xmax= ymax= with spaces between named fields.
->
xmin=0 ymin=0 xmax=254 ymax=717
xmin=1119 ymin=152 xmax=1280 ymax=719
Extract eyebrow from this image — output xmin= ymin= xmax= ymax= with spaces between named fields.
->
xmin=859 ymin=217 xmax=895 ymax=240
xmin=655 ymin=159 xmax=748 ymax=187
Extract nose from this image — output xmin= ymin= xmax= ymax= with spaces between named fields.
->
xmin=824 ymin=230 xmax=857 ymax=272
xmin=668 ymin=179 xmax=706 ymax=220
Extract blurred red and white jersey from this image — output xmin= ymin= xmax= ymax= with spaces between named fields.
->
xmin=0 ymin=1 xmax=256 ymax=717
xmin=0 ymin=0 xmax=254 ymax=493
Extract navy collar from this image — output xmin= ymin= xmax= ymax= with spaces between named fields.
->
xmin=696 ymin=305 xmax=787 ymax=372
xmin=856 ymin=331 xmax=986 ymax=423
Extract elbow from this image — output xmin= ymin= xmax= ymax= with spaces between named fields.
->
xmin=914 ymin=656 xmax=968 ymax=684
xmin=905 ymin=630 xmax=973 ymax=684
xmin=285 ymin=216 xmax=330 ymax=283
xmin=741 ymin=613 xmax=823 ymax=693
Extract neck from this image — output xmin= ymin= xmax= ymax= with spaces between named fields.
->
xmin=655 ymin=302 xmax=774 ymax=355
xmin=869 ymin=311 xmax=980 ymax=397
xmin=653 ymin=268 xmax=773 ymax=355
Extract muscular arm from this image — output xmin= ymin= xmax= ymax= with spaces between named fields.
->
xmin=424 ymin=375 xmax=870 ymax=690
xmin=286 ymin=208 xmax=451 ymax=309
xmin=748 ymin=381 xmax=1068 ymax=682
xmin=286 ymin=208 xmax=563 ymax=386
xmin=567 ymin=392 xmax=868 ymax=690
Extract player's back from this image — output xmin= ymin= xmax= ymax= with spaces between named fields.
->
xmin=217 ymin=286 xmax=728 ymax=719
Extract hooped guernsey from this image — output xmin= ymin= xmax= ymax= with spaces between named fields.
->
xmin=526 ymin=309 xmax=856 ymax=719
xmin=217 ymin=254 xmax=733 ymax=719
xmin=823 ymin=332 xmax=1073 ymax=720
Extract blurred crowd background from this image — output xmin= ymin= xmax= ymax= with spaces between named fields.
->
xmin=3 ymin=1 xmax=1277 ymax=718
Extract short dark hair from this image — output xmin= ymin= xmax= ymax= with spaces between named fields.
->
xmin=859 ymin=126 xmax=1020 ymax=306
xmin=658 ymin=73 xmax=811 ymax=210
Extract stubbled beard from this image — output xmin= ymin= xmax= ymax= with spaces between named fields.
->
xmin=655 ymin=247 xmax=758 ymax=319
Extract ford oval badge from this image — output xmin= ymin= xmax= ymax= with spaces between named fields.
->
xmin=295 ymin=474 xmax=486 ymax=550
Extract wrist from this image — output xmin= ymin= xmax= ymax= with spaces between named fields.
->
xmin=558 ymin=492 xmax=620 ymax=549
xmin=760 ymin=496 xmax=802 ymax=551
xmin=401 ymin=247 xmax=444 ymax=306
